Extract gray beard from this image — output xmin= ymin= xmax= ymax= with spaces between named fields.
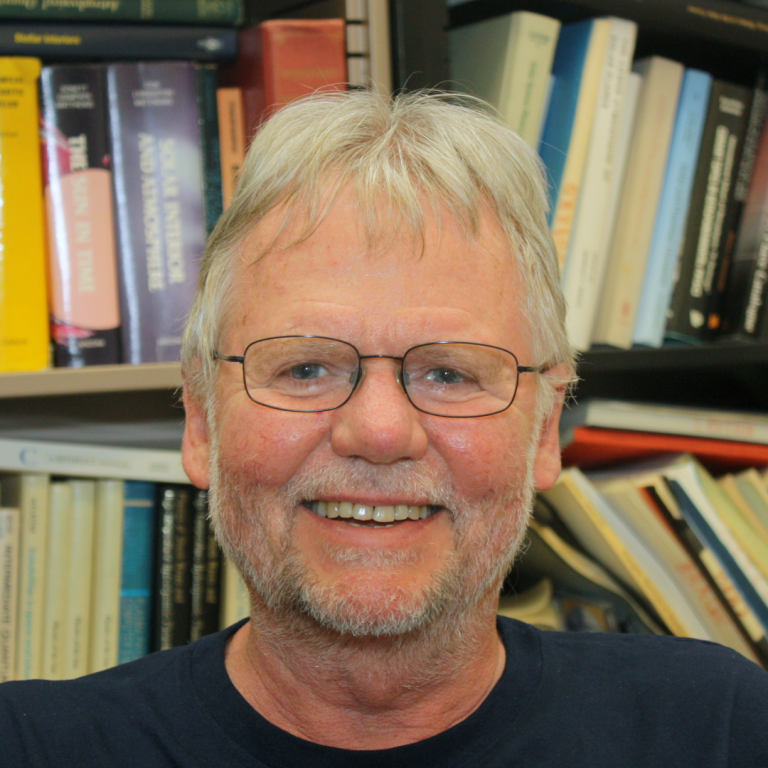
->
xmin=208 ymin=442 xmax=536 ymax=643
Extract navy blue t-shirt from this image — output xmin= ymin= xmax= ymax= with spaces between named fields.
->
xmin=1 ymin=617 xmax=767 ymax=767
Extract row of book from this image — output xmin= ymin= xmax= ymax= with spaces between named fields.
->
xmin=1 ymin=17 xmax=351 ymax=374
xmin=450 ymin=11 xmax=768 ymax=352
xmin=0 ymin=473 xmax=249 ymax=683
xmin=503 ymin=399 xmax=768 ymax=666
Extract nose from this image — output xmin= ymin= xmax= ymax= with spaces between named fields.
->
xmin=330 ymin=358 xmax=429 ymax=464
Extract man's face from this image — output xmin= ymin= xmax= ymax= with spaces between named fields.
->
xmin=184 ymin=190 xmax=563 ymax=638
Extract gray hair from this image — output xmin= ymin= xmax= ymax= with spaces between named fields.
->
xmin=182 ymin=89 xmax=575 ymax=414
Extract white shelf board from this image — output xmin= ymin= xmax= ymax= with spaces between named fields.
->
xmin=0 ymin=363 xmax=182 ymax=399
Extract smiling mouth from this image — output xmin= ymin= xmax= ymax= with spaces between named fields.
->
xmin=305 ymin=501 xmax=442 ymax=528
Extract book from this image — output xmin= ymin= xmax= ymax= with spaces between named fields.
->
xmin=0 ymin=22 xmax=237 ymax=60
xmin=118 ymin=480 xmax=156 ymax=665
xmin=632 ymin=69 xmax=712 ymax=348
xmin=41 ymin=481 xmax=72 ymax=680
xmin=0 ymin=56 xmax=49 ymax=373
xmin=0 ymin=506 xmax=19 ymax=682
xmin=190 ymin=489 xmax=220 ymax=641
xmin=0 ymin=0 xmax=243 ymax=24
xmin=448 ymin=10 xmax=560 ymax=148
xmin=591 ymin=473 xmax=760 ymax=661
xmin=220 ymin=555 xmax=249 ymax=628
xmin=107 ymin=60 xmax=207 ymax=364
xmin=40 ymin=63 xmax=121 ymax=367
xmin=219 ymin=19 xmax=348 ymax=140
xmin=560 ymin=399 xmax=768 ymax=446
xmin=216 ymin=86 xmax=245 ymax=209
xmin=541 ymin=467 xmax=713 ymax=638
xmin=0 ymin=436 xmax=186 ymax=482
xmin=195 ymin=63 xmax=223 ymax=238
xmin=719 ymin=474 xmax=768 ymax=547
xmin=89 ymin=478 xmax=124 ymax=673
xmin=154 ymin=484 xmax=194 ymax=650
xmin=734 ymin=468 xmax=768 ymax=532
xmin=538 ymin=18 xmax=612 ymax=268
xmin=592 ymin=56 xmax=684 ymax=348
xmin=367 ymin=0 xmax=393 ymax=96
xmin=561 ymin=425 xmax=768 ymax=475
xmin=498 ymin=578 xmax=563 ymax=631
xmin=712 ymin=69 xmax=768 ymax=336
xmin=64 ymin=478 xmax=95 ymax=678
xmin=666 ymin=81 xmax=752 ymax=343
xmin=561 ymin=17 xmax=637 ymax=351
xmin=719 ymin=89 xmax=768 ymax=339
xmin=0 ymin=473 xmax=48 ymax=680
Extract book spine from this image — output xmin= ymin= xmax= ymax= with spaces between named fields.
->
xmin=64 ymin=479 xmax=95 ymax=678
xmin=0 ymin=436 xmax=186 ymax=483
xmin=117 ymin=481 xmax=156 ymax=665
xmin=40 ymin=63 xmax=121 ymax=367
xmin=195 ymin=63 xmax=223 ymax=237
xmin=666 ymin=81 xmax=752 ymax=343
xmin=0 ymin=23 xmax=237 ymax=60
xmin=220 ymin=19 xmax=347 ymax=139
xmin=42 ymin=481 xmax=72 ymax=680
xmin=0 ymin=0 xmax=243 ymax=24
xmin=632 ymin=69 xmax=712 ymax=348
xmin=2 ymin=474 xmax=49 ymax=680
xmin=107 ymin=61 xmax=207 ymax=364
xmin=154 ymin=485 xmax=194 ymax=651
xmin=189 ymin=489 xmax=208 ymax=642
xmin=0 ymin=57 xmax=48 ymax=372
xmin=216 ymin=86 xmax=245 ymax=209
xmin=562 ymin=18 xmax=636 ymax=351
xmin=0 ymin=508 xmax=19 ymax=682
xmin=203 ymin=504 xmax=222 ymax=636
xmin=220 ymin=556 xmax=249 ymax=628
xmin=89 ymin=478 xmax=124 ymax=673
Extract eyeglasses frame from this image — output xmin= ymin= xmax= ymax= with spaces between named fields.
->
xmin=213 ymin=335 xmax=546 ymax=419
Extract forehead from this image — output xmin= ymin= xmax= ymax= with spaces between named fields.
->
xmin=225 ymin=190 xmax=532 ymax=357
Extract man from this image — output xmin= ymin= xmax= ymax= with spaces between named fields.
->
xmin=2 ymin=90 xmax=767 ymax=766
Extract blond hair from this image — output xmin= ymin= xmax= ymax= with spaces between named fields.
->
xmin=182 ymin=89 xmax=575 ymax=413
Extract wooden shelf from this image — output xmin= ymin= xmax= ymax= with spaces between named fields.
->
xmin=0 ymin=363 xmax=181 ymax=399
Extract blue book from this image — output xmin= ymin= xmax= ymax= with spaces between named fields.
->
xmin=538 ymin=19 xmax=596 ymax=225
xmin=633 ymin=69 xmax=712 ymax=347
xmin=118 ymin=481 xmax=157 ymax=665
xmin=666 ymin=478 xmax=768 ymax=634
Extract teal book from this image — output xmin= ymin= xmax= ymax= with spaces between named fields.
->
xmin=117 ymin=481 xmax=157 ymax=665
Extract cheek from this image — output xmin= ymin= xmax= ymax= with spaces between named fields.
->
xmin=218 ymin=406 xmax=330 ymax=488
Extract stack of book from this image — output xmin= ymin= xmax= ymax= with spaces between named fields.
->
xmin=505 ymin=398 xmax=768 ymax=668
xmin=450 ymin=9 xmax=768 ymax=352
xmin=0 ymin=448 xmax=250 ymax=683
xmin=0 ymin=1 xmax=351 ymax=374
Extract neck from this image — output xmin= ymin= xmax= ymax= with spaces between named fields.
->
xmin=225 ymin=594 xmax=506 ymax=750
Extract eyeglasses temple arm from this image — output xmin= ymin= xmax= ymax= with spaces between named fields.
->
xmin=213 ymin=353 xmax=245 ymax=364
xmin=517 ymin=364 xmax=550 ymax=374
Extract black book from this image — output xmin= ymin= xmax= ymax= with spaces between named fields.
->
xmin=153 ymin=484 xmax=195 ymax=651
xmin=189 ymin=490 xmax=222 ymax=641
xmin=40 ymin=63 xmax=121 ymax=367
xmin=665 ymin=80 xmax=752 ymax=343
xmin=0 ymin=22 xmax=237 ymax=61
xmin=195 ymin=64 xmax=224 ymax=238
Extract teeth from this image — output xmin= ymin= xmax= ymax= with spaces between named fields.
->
xmin=373 ymin=505 xmax=395 ymax=523
xmin=310 ymin=501 xmax=437 ymax=523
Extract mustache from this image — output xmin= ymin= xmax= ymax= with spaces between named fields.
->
xmin=272 ymin=459 xmax=461 ymax=512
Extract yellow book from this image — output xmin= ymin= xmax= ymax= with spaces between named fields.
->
xmin=220 ymin=556 xmax=250 ymax=629
xmin=0 ymin=57 xmax=48 ymax=372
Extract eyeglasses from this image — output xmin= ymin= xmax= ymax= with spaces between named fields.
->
xmin=213 ymin=336 xmax=544 ymax=418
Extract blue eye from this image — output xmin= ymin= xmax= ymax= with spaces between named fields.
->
xmin=424 ymin=368 xmax=467 ymax=385
xmin=288 ymin=363 xmax=327 ymax=380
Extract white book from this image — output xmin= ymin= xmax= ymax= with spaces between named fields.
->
xmin=42 ymin=482 xmax=73 ymax=680
xmin=449 ymin=10 xmax=561 ymax=148
xmin=90 ymin=479 xmax=124 ymax=674
xmin=560 ymin=398 xmax=768 ymax=446
xmin=592 ymin=57 xmax=685 ymax=348
xmin=562 ymin=18 xmax=637 ymax=351
xmin=64 ymin=479 xmax=96 ymax=679
xmin=1 ymin=473 xmax=49 ymax=680
xmin=0 ymin=507 xmax=19 ymax=682
xmin=220 ymin=557 xmax=250 ymax=629
xmin=0 ymin=436 xmax=186 ymax=483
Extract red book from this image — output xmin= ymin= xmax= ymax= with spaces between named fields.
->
xmin=219 ymin=19 xmax=347 ymax=140
xmin=561 ymin=426 xmax=768 ymax=475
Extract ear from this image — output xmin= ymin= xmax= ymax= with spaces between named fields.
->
xmin=532 ymin=368 xmax=568 ymax=492
xmin=182 ymin=384 xmax=211 ymax=490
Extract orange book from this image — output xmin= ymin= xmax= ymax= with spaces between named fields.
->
xmin=219 ymin=19 xmax=348 ymax=141
xmin=562 ymin=426 xmax=768 ymax=475
xmin=216 ymin=87 xmax=246 ymax=209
